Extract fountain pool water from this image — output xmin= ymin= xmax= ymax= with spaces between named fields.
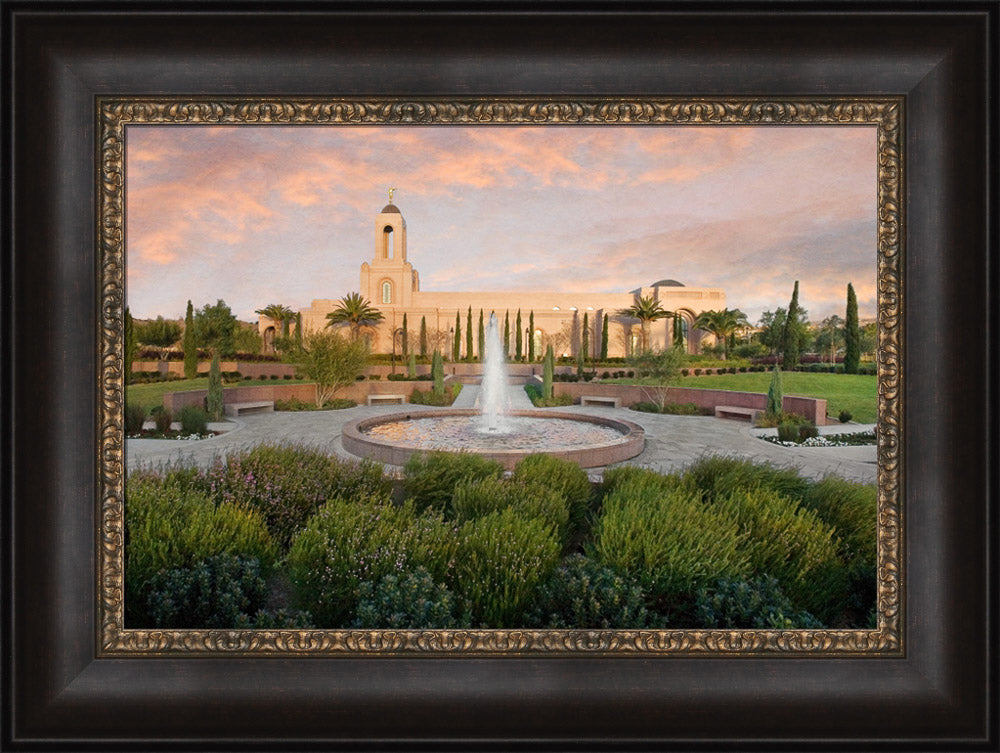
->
xmin=342 ymin=313 xmax=644 ymax=470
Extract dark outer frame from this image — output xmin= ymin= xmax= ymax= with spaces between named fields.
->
xmin=3 ymin=2 xmax=996 ymax=750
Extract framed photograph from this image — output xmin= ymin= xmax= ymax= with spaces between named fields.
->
xmin=4 ymin=2 xmax=995 ymax=750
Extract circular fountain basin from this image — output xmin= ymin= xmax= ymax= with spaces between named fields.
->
xmin=342 ymin=409 xmax=645 ymax=470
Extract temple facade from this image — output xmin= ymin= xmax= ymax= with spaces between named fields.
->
xmin=261 ymin=202 xmax=726 ymax=358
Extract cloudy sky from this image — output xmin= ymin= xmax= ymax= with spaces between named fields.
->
xmin=125 ymin=124 xmax=877 ymax=324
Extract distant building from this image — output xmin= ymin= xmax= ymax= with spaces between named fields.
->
xmin=260 ymin=202 xmax=726 ymax=358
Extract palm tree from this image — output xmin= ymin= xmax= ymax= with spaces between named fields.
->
xmin=693 ymin=308 xmax=749 ymax=360
xmin=325 ymin=292 xmax=384 ymax=341
xmin=618 ymin=295 xmax=671 ymax=351
xmin=254 ymin=303 xmax=295 ymax=352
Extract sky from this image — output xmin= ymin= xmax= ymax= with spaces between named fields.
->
xmin=125 ymin=124 xmax=878 ymax=324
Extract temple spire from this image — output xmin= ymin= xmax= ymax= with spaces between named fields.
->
xmin=388 ymin=187 xmax=396 ymax=204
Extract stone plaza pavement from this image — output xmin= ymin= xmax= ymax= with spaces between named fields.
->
xmin=126 ymin=384 xmax=877 ymax=484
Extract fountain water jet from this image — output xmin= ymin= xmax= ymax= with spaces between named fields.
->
xmin=477 ymin=313 xmax=510 ymax=434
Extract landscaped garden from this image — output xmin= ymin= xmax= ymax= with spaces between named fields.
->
xmin=125 ymin=446 xmax=877 ymax=631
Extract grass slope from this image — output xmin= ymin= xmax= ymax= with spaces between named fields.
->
xmin=126 ymin=377 xmax=313 ymax=412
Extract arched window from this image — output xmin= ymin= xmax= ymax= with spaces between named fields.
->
xmin=382 ymin=226 xmax=393 ymax=259
xmin=381 ymin=280 xmax=392 ymax=304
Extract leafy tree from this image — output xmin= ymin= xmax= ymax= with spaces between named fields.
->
xmin=782 ymin=281 xmax=802 ymax=369
xmin=194 ymin=300 xmax=238 ymax=357
xmin=432 ymin=349 xmax=444 ymax=396
xmin=452 ymin=311 xmax=461 ymax=362
xmin=233 ymin=323 xmax=263 ymax=354
xmin=137 ymin=316 xmax=182 ymax=359
xmin=628 ymin=347 xmax=685 ymax=410
xmin=325 ymin=293 xmax=384 ymax=342
xmin=286 ymin=330 xmax=369 ymax=407
xmin=528 ymin=311 xmax=536 ymax=362
xmin=478 ymin=310 xmax=485 ymax=362
xmin=206 ymin=351 xmax=223 ymax=421
xmin=693 ymin=308 xmax=748 ymax=360
xmin=401 ymin=313 xmax=408 ymax=358
xmin=766 ymin=364 xmax=783 ymax=417
xmin=515 ymin=310 xmax=523 ymax=361
xmin=124 ymin=307 xmax=138 ymax=381
xmin=419 ymin=316 xmax=428 ymax=358
xmin=844 ymin=282 xmax=860 ymax=373
xmin=619 ymin=295 xmax=671 ymax=351
xmin=466 ymin=306 xmax=473 ymax=361
xmin=600 ymin=313 xmax=609 ymax=360
xmin=860 ymin=321 xmax=877 ymax=357
xmin=183 ymin=300 xmax=198 ymax=379
xmin=814 ymin=314 xmax=845 ymax=364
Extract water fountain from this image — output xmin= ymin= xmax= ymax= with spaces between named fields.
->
xmin=341 ymin=314 xmax=644 ymax=470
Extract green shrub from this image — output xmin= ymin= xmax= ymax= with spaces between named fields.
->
xmin=143 ymin=554 xmax=269 ymax=629
xmin=153 ymin=406 xmax=173 ymax=434
xmin=838 ymin=409 xmax=853 ymax=423
xmin=450 ymin=476 xmax=571 ymax=543
xmin=451 ymin=508 xmax=560 ymax=627
xmin=524 ymin=554 xmax=659 ymax=629
xmin=524 ymin=382 xmax=573 ymax=407
xmin=512 ymin=454 xmax=592 ymax=538
xmin=234 ymin=608 xmax=315 ymax=629
xmin=777 ymin=421 xmax=819 ymax=443
xmin=802 ymin=477 xmax=877 ymax=574
xmin=630 ymin=401 xmax=710 ymax=415
xmin=124 ymin=478 xmax=277 ymax=625
xmin=714 ymin=486 xmax=847 ymax=623
xmin=591 ymin=473 xmax=749 ymax=613
xmin=287 ymin=497 xmax=457 ymax=627
xmin=402 ymin=451 xmax=504 ymax=514
xmin=125 ymin=402 xmax=146 ymax=434
xmin=178 ymin=404 xmax=209 ymax=435
xmin=204 ymin=444 xmax=391 ymax=549
xmin=694 ymin=575 xmax=822 ymax=629
xmin=683 ymin=456 xmax=811 ymax=505
xmin=354 ymin=567 xmax=459 ymax=629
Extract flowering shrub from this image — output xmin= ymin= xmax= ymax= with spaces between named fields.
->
xmin=287 ymin=497 xmax=457 ymax=627
xmin=512 ymin=454 xmax=593 ymax=540
xmin=402 ymin=451 xmax=504 ymax=514
xmin=450 ymin=476 xmax=571 ymax=543
xmin=204 ymin=444 xmax=391 ymax=549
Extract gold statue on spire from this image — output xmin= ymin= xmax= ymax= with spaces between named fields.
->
xmin=388 ymin=187 xmax=396 ymax=204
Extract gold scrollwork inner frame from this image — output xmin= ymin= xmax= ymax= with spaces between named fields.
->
xmin=98 ymin=97 xmax=903 ymax=656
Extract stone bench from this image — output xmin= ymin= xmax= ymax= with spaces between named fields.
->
xmin=580 ymin=395 xmax=621 ymax=408
xmin=224 ymin=400 xmax=274 ymax=417
xmin=714 ymin=405 xmax=762 ymax=422
xmin=366 ymin=393 xmax=406 ymax=406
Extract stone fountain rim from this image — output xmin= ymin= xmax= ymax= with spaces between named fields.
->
xmin=341 ymin=408 xmax=646 ymax=470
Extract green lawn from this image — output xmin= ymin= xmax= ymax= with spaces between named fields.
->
xmin=126 ymin=377 xmax=309 ymax=413
xmin=675 ymin=372 xmax=878 ymax=424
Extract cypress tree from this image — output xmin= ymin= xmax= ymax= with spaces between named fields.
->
xmin=582 ymin=313 xmax=589 ymax=362
xmin=503 ymin=311 xmax=510 ymax=358
xmin=543 ymin=345 xmax=555 ymax=399
xmin=207 ymin=351 xmax=223 ymax=421
xmin=183 ymin=300 xmax=197 ymax=379
xmin=466 ymin=306 xmax=473 ymax=361
xmin=600 ymin=313 xmax=609 ymax=360
xmin=782 ymin=281 xmax=801 ymax=370
xmin=408 ymin=352 xmax=417 ymax=379
xmin=432 ymin=350 xmax=444 ymax=396
xmin=477 ymin=309 xmax=485 ymax=361
xmin=673 ymin=313 xmax=684 ymax=348
xmin=420 ymin=315 xmax=428 ymax=358
xmin=844 ymin=282 xmax=860 ymax=374
xmin=453 ymin=312 xmax=461 ymax=362
xmin=294 ymin=312 xmax=302 ymax=350
xmin=125 ymin=307 xmax=138 ymax=383
xmin=528 ymin=311 xmax=536 ymax=362
xmin=515 ymin=309 xmax=523 ymax=361
xmin=766 ymin=363 xmax=783 ymax=417
xmin=401 ymin=313 xmax=408 ymax=357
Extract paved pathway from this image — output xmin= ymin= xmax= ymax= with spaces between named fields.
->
xmin=127 ymin=385 xmax=877 ymax=484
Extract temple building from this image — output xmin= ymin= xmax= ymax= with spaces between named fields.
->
xmin=259 ymin=201 xmax=726 ymax=358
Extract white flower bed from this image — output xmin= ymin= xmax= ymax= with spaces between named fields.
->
xmin=761 ymin=431 xmax=875 ymax=448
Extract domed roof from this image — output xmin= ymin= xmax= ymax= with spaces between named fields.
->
xmin=380 ymin=204 xmax=401 ymax=214
xmin=651 ymin=279 xmax=685 ymax=287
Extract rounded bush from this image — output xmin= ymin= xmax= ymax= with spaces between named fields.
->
xmin=125 ymin=402 xmax=146 ymax=434
xmin=178 ymin=404 xmax=209 ymax=435
xmin=354 ymin=567 xmax=459 ymax=629
xmin=402 ymin=451 xmax=504 ymax=514
xmin=450 ymin=476 xmax=570 ymax=543
xmin=695 ymin=575 xmax=822 ymax=629
xmin=153 ymin=407 xmax=173 ymax=434
xmin=513 ymin=454 xmax=592 ymax=538
xmin=838 ymin=409 xmax=853 ymax=423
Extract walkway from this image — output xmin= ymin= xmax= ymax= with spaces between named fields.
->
xmin=126 ymin=385 xmax=877 ymax=484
